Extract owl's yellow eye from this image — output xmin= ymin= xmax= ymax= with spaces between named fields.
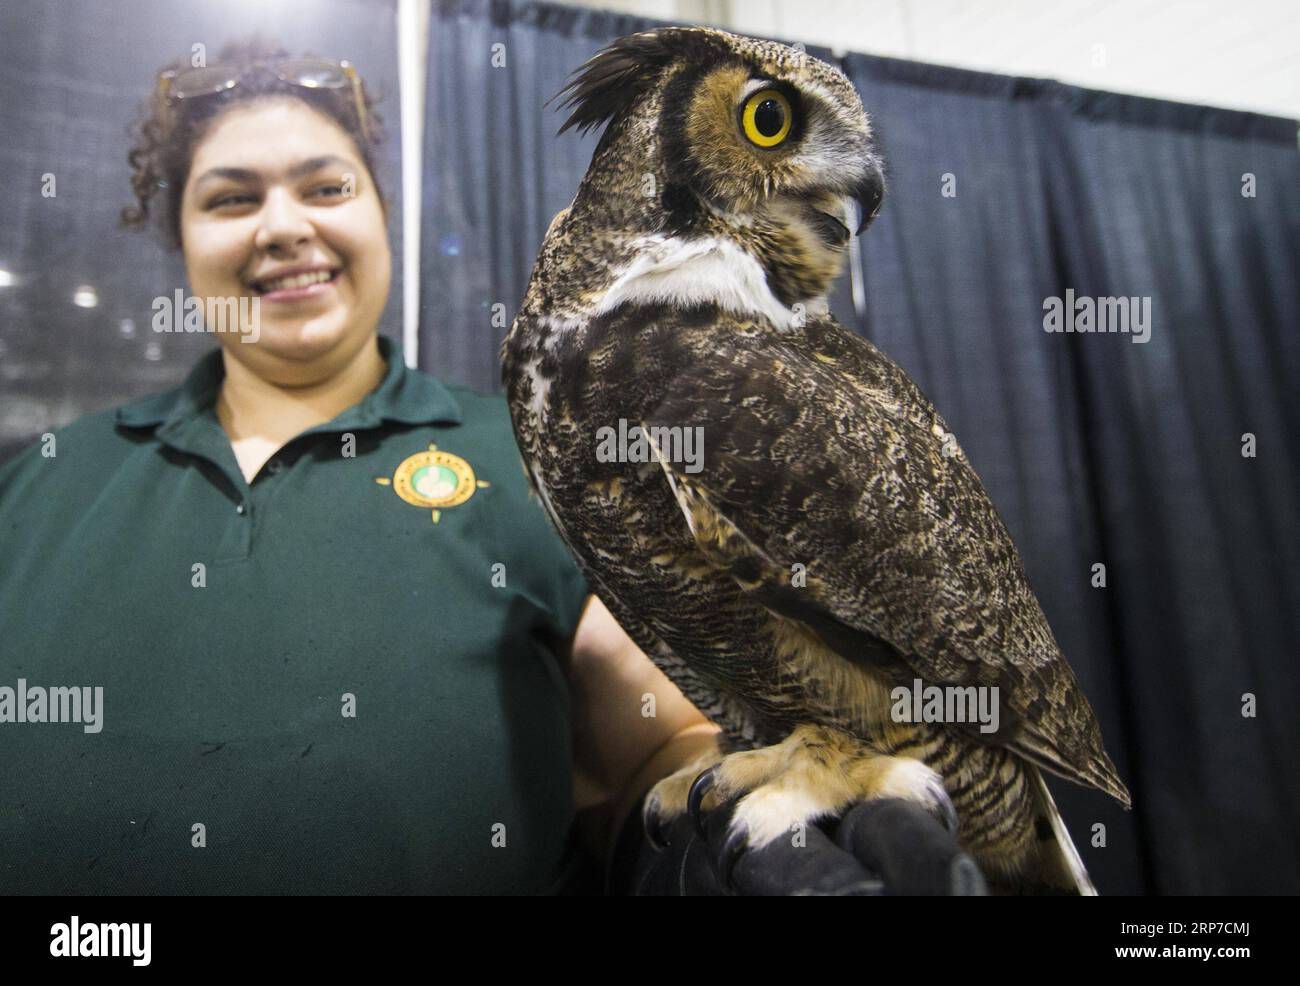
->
xmin=741 ymin=89 xmax=792 ymax=148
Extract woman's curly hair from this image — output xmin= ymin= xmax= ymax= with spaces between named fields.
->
xmin=120 ymin=35 xmax=390 ymax=251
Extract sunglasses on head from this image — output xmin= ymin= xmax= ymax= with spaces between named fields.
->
xmin=155 ymin=58 xmax=367 ymax=141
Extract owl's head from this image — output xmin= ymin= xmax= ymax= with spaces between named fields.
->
xmin=552 ymin=27 xmax=884 ymax=307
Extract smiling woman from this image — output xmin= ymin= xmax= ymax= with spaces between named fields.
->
xmin=0 ymin=34 xmax=724 ymax=895
xmin=178 ymin=99 xmax=392 ymax=463
xmin=121 ymin=38 xmax=395 ymax=466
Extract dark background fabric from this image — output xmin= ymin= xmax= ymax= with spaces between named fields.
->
xmin=2 ymin=0 xmax=1297 ymax=893
xmin=840 ymin=54 xmax=1300 ymax=895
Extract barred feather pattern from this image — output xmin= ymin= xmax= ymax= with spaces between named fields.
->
xmin=504 ymin=301 xmax=1127 ymax=890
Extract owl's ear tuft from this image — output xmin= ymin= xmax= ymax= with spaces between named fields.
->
xmin=550 ymin=27 xmax=727 ymax=138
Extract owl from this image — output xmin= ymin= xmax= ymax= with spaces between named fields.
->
xmin=501 ymin=26 xmax=1130 ymax=894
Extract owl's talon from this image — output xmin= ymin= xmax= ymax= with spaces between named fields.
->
xmin=688 ymin=767 xmax=716 ymax=834
xmin=928 ymin=779 xmax=959 ymax=835
xmin=642 ymin=793 xmax=668 ymax=852
xmin=717 ymin=821 xmax=748 ymax=888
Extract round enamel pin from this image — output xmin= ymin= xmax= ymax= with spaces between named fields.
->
xmin=375 ymin=444 xmax=489 ymax=523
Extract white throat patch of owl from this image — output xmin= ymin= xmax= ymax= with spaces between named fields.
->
xmin=593 ymin=234 xmax=800 ymax=330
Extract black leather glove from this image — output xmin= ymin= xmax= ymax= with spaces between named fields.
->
xmin=609 ymin=787 xmax=988 ymax=896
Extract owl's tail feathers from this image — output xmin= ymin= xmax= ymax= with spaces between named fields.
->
xmin=1030 ymin=765 xmax=1099 ymax=896
xmin=1016 ymin=733 xmax=1131 ymax=810
xmin=1072 ymin=744 xmax=1131 ymax=810
xmin=1095 ymin=751 xmax=1133 ymax=810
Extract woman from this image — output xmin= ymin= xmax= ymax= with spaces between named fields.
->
xmin=0 ymin=38 xmax=721 ymax=894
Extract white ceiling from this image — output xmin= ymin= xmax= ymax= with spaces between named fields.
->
xmin=566 ymin=0 xmax=1300 ymax=121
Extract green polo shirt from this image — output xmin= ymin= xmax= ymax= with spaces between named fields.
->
xmin=0 ymin=334 xmax=591 ymax=894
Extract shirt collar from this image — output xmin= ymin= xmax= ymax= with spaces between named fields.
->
xmin=115 ymin=335 xmax=463 ymax=432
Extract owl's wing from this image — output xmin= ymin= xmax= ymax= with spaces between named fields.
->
xmin=641 ymin=311 xmax=1128 ymax=805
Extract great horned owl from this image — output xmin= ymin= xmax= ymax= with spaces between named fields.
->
xmin=501 ymin=26 xmax=1130 ymax=894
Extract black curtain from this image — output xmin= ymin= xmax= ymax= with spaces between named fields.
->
xmin=840 ymin=55 xmax=1300 ymax=894
xmin=423 ymin=0 xmax=1300 ymax=895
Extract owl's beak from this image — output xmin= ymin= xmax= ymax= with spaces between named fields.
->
xmin=852 ymin=162 xmax=885 ymax=235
